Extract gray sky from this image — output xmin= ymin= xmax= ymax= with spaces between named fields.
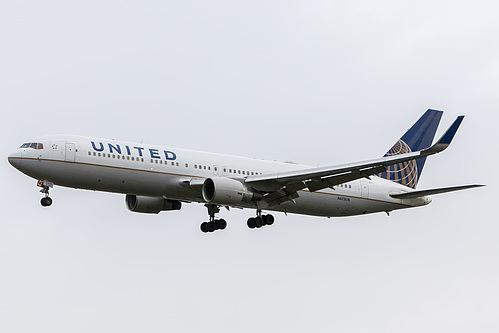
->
xmin=1 ymin=1 xmax=498 ymax=332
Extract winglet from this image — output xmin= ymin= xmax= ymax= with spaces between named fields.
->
xmin=423 ymin=115 xmax=464 ymax=155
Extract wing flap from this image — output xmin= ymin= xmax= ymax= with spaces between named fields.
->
xmin=306 ymin=165 xmax=387 ymax=192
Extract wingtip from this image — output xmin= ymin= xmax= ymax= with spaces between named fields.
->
xmin=437 ymin=115 xmax=464 ymax=145
xmin=421 ymin=115 xmax=465 ymax=155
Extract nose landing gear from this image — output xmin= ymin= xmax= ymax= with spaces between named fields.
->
xmin=37 ymin=180 xmax=53 ymax=207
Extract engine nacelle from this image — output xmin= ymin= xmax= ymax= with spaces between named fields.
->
xmin=202 ymin=177 xmax=262 ymax=205
xmin=126 ymin=195 xmax=182 ymax=214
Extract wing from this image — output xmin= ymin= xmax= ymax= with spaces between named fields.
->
xmin=244 ymin=116 xmax=465 ymax=207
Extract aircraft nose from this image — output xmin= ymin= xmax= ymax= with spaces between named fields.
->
xmin=8 ymin=150 xmax=22 ymax=169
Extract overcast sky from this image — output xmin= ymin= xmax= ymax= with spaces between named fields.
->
xmin=1 ymin=1 xmax=498 ymax=332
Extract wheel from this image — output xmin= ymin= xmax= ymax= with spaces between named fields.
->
xmin=265 ymin=214 xmax=274 ymax=225
xmin=41 ymin=197 xmax=52 ymax=207
xmin=247 ymin=217 xmax=256 ymax=229
xmin=207 ymin=221 xmax=216 ymax=232
xmin=254 ymin=216 xmax=263 ymax=228
xmin=216 ymin=219 xmax=227 ymax=230
xmin=200 ymin=222 xmax=209 ymax=233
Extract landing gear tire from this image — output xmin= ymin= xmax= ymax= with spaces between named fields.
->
xmin=207 ymin=221 xmax=216 ymax=232
xmin=200 ymin=222 xmax=209 ymax=233
xmin=255 ymin=216 xmax=263 ymax=228
xmin=265 ymin=214 xmax=274 ymax=225
xmin=248 ymin=213 xmax=275 ymax=229
xmin=247 ymin=217 xmax=256 ymax=229
xmin=216 ymin=219 xmax=227 ymax=230
xmin=41 ymin=197 xmax=53 ymax=207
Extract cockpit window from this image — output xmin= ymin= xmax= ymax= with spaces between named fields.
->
xmin=19 ymin=142 xmax=44 ymax=149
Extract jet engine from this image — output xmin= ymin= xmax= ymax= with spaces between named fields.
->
xmin=126 ymin=194 xmax=182 ymax=214
xmin=202 ymin=177 xmax=262 ymax=205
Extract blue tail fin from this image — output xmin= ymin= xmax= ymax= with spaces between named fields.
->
xmin=377 ymin=109 xmax=443 ymax=188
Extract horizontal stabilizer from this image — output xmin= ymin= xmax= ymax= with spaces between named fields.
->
xmin=390 ymin=184 xmax=484 ymax=199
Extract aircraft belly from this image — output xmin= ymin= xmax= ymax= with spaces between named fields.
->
xmin=24 ymin=159 xmax=188 ymax=198
xmin=262 ymin=190 xmax=407 ymax=217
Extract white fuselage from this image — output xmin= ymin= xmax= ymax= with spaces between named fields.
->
xmin=8 ymin=135 xmax=430 ymax=217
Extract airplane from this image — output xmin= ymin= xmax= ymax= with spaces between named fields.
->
xmin=8 ymin=109 xmax=483 ymax=233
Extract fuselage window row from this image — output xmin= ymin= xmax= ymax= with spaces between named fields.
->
xmin=87 ymin=151 xmax=144 ymax=162
xmin=87 ymin=151 xmax=263 ymax=175
xmin=228 ymin=168 xmax=255 ymax=176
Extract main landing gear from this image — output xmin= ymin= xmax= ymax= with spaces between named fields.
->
xmin=38 ymin=180 xmax=53 ymax=207
xmin=200 ymin=204 xmax=227 ymax=233
xmin=247 ymin=211 xmax=274 ymax=229
xmin=200 ymin=205 xmax=276 ymax=233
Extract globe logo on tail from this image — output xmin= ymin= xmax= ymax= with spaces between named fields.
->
xmin=377 ymin=140 xmax=419 ymax=188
